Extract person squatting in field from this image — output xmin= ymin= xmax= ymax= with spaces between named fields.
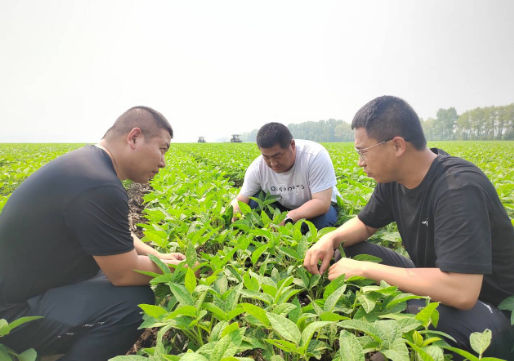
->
xmin=230 ymin=122 xmax=341 ymax=232
xmin=0 ymin=106 xmax=192 ymax=361
xmin=304 ymin=96 xmax=514 ymax=360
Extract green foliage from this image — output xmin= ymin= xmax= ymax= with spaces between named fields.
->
xmin=0 ymin=316 xmax=43 ymax=361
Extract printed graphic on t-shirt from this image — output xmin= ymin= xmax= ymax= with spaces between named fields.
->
xmin=270 ymin=184 xmax=306 ymax=194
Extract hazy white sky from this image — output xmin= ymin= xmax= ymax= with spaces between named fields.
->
xmin=1 ymin=0 xmax=513 ymax=143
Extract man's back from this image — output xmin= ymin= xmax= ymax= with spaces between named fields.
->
xmin=0 ymin=145 xmax=132 ymax=308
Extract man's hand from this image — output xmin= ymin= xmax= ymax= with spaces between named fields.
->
xmin=157 ymin=252 xmax=186 ymax=261
xmin=303 ymin=233 xmax=336 ymax=275
xmin=328 ymin=258 xmax=366 ymax=280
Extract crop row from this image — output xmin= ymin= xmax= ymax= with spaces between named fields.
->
xmin=112 ymin=144 xmax=502 ymax=360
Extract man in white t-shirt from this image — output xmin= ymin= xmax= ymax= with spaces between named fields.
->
xmin=231 ymin=122 xmax=340 ymax=230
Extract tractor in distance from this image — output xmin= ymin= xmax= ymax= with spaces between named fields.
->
xmin=230 ymin=134 xmax=242 ymax=143
xmin=198 ymin=136 xmax=206 ymax=143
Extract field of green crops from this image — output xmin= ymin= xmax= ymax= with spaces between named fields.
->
xmin=0 ymin=141 xmax=513 ymax=360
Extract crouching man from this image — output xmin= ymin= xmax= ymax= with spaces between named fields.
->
xmin=231 ymin=122 xmax=340 ymax=230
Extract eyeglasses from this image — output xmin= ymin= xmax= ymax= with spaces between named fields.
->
xmin=355 ymin=137 xmax=410 ymax=161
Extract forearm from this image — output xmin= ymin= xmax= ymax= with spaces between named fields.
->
xmin=132 ymin=233 xmax=159 ymax=256
xmin=360 ymin=262 xmax=482 ymax=310
xmin=330 ymin=216 xmax=376 ymax=249
xmin=113 ymin=255 xmax=169 ymax=286
xmin=287 ymin=199 xmax=330 ymax=221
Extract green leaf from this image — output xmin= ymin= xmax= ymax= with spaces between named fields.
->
xmin=266 ymin=312 xmax=301 ymax=345
xmin=470 ymin=329 xmax=492 ymax=357
xmin=300 ymin=321 xmax=333 ymax=348
xmin=185 ymin=268 xmax=197 ymax=295
xmin=202 ymin=303 xmax=228 ymax=321
xmin=6 ymin=316 xmax=43 ymax=332
xmin=357 ymin=292 xmax=379 ymax=313
xmin=243 ymin=272 xmax=259 ymax=291
xmin=338 ymin=330 xmax=365 ymax=361
xmin=148 ymin=253 xmax=172 ymax=274
xmin=238 ymin=289 xmax=273 ymax=305
xmin=251 ymin=244 xmax=268 ymax=265
xmin=264 ymin=339 xmax=301 ymax=354
xmin=424 ymin=346 xmax=445 ymax=361
xmin=241 ymin=303 xmax=270 ymax=327
xmin=415 ymin=302 xmax=439 ymax=328
xmin=374 ymin=320 xmax=402 ymax=349
xmin=338 ymin=319 xmax=381 ymax=342
xmin=353 ymin=254 xmax=383 ymax=263
xmin=180 ymin=354 xmax=210 ymax=361
xmin=498 ymin=295 xmax=514 ymax=311
xmin=169 ymin=283 xmax=194 ymax=306
xmin=324 ymin=284 xmax=347 ymax=312
xmin=405 ymin=340 xmax=436 ymax=361
xmin=382 ymin=339 xmax=409 ymax=361
xmin=237 ymin=201 xmax=252 ymax=215
xmin=0 ymin=319 xmax=10 ymax=337
xmin=165 ymin=305 xmax=198 ymax=319
xmin=109 ymin=356 xmax=153 ymax=361
xmin=18 ymin=348 xmax=38 ymax=361
xmin=442 ymin=346 xmax=479 ymax=361
xmin=139 ymin=304 xmax=168 ymax=319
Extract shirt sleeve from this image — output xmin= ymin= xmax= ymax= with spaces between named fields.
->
xmin=239 ymin=159 xmax=262 ymax=197
xmin=358 ymin=184 xmax=395 ymax=229
xmin=308 ymin=151 xmax=337 ymax=194
xmin=433 ymin=186 xmax=492 ymax=274
xmin=63 ymin=185 xmax=135 ymax=256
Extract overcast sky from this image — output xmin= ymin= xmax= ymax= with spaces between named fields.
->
xmin=1 ymin=0 xmax=513 ymax=143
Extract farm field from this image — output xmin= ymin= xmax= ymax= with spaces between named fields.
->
xmin=1 ymin=141 xmax=513 ymax=360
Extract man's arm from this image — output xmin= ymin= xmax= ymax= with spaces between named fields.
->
xmin=94 ymin=249 xmax=182 ymax=286
xmin=304 ymin=216 xmax=378 ymax=274
xmin=230 ymin=193 xmax=250 ymax=222
xmin=132 ymin=233 xmax=185 ymax=261
xmin=328 ymin=258 xmax=483 ymax=310
xmin=284 ymin=188 xmax=332 ymax=224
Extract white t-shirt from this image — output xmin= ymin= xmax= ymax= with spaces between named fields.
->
xmin=240 ymin=139 xmax=341 ymax=209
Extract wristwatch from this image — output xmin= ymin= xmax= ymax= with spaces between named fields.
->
xmin=284 ymin=217 xmax=294 ymax=225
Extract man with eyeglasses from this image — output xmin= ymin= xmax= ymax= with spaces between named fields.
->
xmin=304 ymin=96 xmax=514 ymax=358
xmin=230 ymin=122 xmax=340 ymax=231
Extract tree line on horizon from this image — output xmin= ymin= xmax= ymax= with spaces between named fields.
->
xmin=240 ymin=103 xmax=514 ymax=143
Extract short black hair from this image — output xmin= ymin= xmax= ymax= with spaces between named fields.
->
xmin=103 ymin=106 xmax=173 ymax=140
xmin=351 ymin=96 xmax=426 ymax=150
xmin=256 ymin=122 xmax=293 ymax=149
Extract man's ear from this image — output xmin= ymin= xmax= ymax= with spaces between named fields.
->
xmin=392 ymin=136 xmax=407 ymax=156
xmin=290 ymin=139 xmax=295 ymax=150
xmin=127 ymin=128 xmax=143 ymax=150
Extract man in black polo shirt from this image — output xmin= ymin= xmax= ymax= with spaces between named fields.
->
xmin=304 ymin=96 xmax=514 ymax=359
xmin=0 ymin=106 xmax=187 ymax=360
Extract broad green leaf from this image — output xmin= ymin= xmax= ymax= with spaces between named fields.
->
xmin=324 ymin=284 xmax=347 ymax=312
xmin=109 ymin=356 xmax=153 ymax=360
xmin=382 ymin=338 xmax=409 ymax=361
xmin=210 ymin=321 xmax=228 ymax=342
xmin=415 ymin=302 xmax=440 ymax=328
xmin=251 ymin=244 xmax=268 ymax=265
xmin=405 ymin=340 xmax=435 ymax=361
xmin=241 ymin=303 xmax=270 ymax=327
xmin=300 ymin=321 xmax=333 ymax=348
xmin=264 ymin=339 xmax=301 ymax=354
xmin=386 ymin=293 xmax=425 ymax=309
xmin=320 ymin=312 xmax=350 ymax=322
xmin=169 ymin=283 xmax=194 ymax=306
xmin=442 ymin=346 xmax=480 ymax=361
xmin=375 ymin=320 xmax=402 ymax=349
xmin=185 ymin=266 xmax=197 ymax=295
xmin=424 ymin=346 xmax=445 ymax=361
xmin=357 ymin=292 xmax=379 ymax=313
xmin=139 ymin=304 xmax=168 ymax=319
xmin=353 ymin=254 xmax=383 ymax=263
xmin=165 ymin=305 xmax=198 ymax=319
xmin=470 ymin=329 xmax=492 ymax=357
xmin=18 ymin=348 xmax=38 ymax=361
xmin=266 ymin=312 xmax=301 ymax=345
xmin=272 ymin=303 xmax=297 ymax=316
xmin=180 ymin=354 xmax=209 ymax=361
xmin=237 ymin=201 xmax=252 ymax=215
xmin=338 ymin=319 xmax=381 ymax=342
xmin=186 ymin=240 xmax=198 ymax=269
xmin=220 ymin=322 xmax=240 ymax=339
xmin=202 ymin=303 xmax=228 ymax=321
xmin=339 ymin=330 xmax=365 ymax=361
xmin=243 ymin=272 xmax=259 ymax=291
xmin=498 ymin=296 xmax=514 ymax=311
xmin=0 ymin=319 xmax=10 ymax=337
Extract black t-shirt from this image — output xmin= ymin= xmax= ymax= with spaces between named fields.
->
xmin=0 ymin=146 xmax=134 ymax=309
xmin=358 ymin=148 xmax=514 ymax=308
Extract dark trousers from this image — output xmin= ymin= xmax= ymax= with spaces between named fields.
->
xmin=0 ymin=271 xmax=154 ymax=361
xmin=248 ymin=195 xmax=338 ymax=231
xmin=344 ymin=242 xmax=514 ymax=360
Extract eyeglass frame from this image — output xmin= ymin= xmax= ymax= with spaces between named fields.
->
xmin=355 ymin=137 xmax=410 ymax=161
